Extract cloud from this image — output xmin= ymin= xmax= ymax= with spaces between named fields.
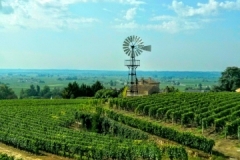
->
xmin=124 ymin=8 xmax=137 ymax=20
xmin=219 ymin=0 xmax=240 ymax=10
xmin=171 ymin=0 xmax=219 ymax=17
xmin=0 ymin=0 xmax=14 ymax=14
xmin=114 ymin=19 xmax=201 ymax=33
xmin=114 ymin=21 xmax=138 ymax=29
xmin=120 ymin=0 xmax=145 ymax=5
xmin=151 ymin=15 xmax=175 ymax=21
xmin=0 ymin=0 xmax=99 ymax=30
xmin=103 ymin=8 xmax=112 ymax=12
xmin=107 ymin=0 xmax=145 ymax=5
xmin=142 ymin=0 xmax=240 ymax=33
xmin=171 ymin=0 xmax=240 ymax=17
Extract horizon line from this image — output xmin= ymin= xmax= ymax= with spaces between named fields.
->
xmin=0 ymin=69 xmax=222 ymax=72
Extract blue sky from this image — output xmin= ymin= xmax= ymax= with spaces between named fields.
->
xmin=0 ymin=0 xmax=240 ymax=71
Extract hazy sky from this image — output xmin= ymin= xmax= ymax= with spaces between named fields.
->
xmin=0 ymin=0 xmax=240 ymax=71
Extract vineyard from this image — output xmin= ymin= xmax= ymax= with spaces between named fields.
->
xmin=0 ymin=93 xmax=239 ymax=159
xmin=108 ymin=92 xmax=240 ymax=157
xmin=0 ymin=99 xmax=188 ymax=160
xmin=109 ymin=92 xmax=240 ymax=136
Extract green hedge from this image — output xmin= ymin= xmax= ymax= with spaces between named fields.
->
xmin=99 ymin=107 xmax=215 ymax=153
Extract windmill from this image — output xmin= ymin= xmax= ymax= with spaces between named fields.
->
xmin=123 ymin=35 xmax=151 ymax=96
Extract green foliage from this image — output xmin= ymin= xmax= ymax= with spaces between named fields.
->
xmin=94 ymin=89 xmax=118 ymax=98
xmin=112 ymin=93 xmax=240 ymax=137
xmin=0 ymin=153 xmax=23 ymax=160
xmin=0 ymin=84 xmax=17 ymax=99
xmin=20 ymin=85 xmax=61 ymax=99
xmin=62 ymin=81 xmax=104 ymax=99
xmin=163 ymin=86 xmax=179 ymax=93
xmin=0 ymin=99 xmax=187 ymax=159
xmin=163 ymin=146 xmax=188 ymax=160
xmin=79 ymin=112 xmax=149 ymax=140
xmin=102 ymin=108 xmax=215 ymax=153
xmin=225 ymin=119 xmax=240 ymax=136
xmin=213 ymin=66 xmax=240 ymax=92
xmin=117 ymin=86 xmax=128 ymax=98
xmin=181 ymin=112 xmax=194 ymax=126
xmin=238 ymin=126 xmax=240 ymax=140
xmin=0 ymin=99 xmax=166 ymax=159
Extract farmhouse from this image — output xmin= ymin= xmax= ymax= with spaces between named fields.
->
xmin=137 ymin=77 xmax=160 ymax=95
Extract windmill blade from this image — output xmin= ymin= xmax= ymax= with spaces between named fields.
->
xmin=137 ymin=45 xmax=144 ymax=49
xmin=132 ymin=35 xmax=136 ymax=42
xmin=123 ymin=47 xmax=129 ymax=51
xmin=123 ymin=42 xmax=130 ymax=46
xmin=134 ymin=50 xmax=138 ymax=56
xmin=125 ymin=49 xmax=129 ymax=55
xmin=124 ymin=37 xmax=130 ymax=43
xmin=128 ymin=36 xmax=132 ymax=43
xmin=124 ymin=48 xmax=130 ymax=52
xmin=124 ymin=48 xmax=130 ymax=54
xmin=123 ymin=47 xmax=130 ymax=51
xmin=127 ymin=50 xmax=131 ymax=56
xmin=138 ymin=41 xmax=144 ymax=46
xmin=127 ymin=36 xmax=132 ymax=43
xmin=136 ymin=49 xmax=141 ymax=56
xmin=131 ymin=35 xmax=135 ymax=42
xmin=137 ymin=37 xmax=142 ymax=44
xmin=135 ymin=36 xmax=140 ymax=43
xmin=138 ymin=48 xmax=143 ymax=53
xmin=134 ymin=36 xmax=141 ymax=45
xmin=124 ymin=38 xmax=130 ymax=44
xmin=136 ymin=48 xmax=141 ymax=52
xmin=141 ymin=45 xmax=151 ymax=52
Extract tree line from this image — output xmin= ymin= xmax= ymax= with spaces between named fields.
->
xmin=0 ymin=80 xmax=121 ymax=99
xmin=1 ymin=66 xmax=240 ymax=99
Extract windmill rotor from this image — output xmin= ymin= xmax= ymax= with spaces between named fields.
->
xmin=123 ymin=35 xmax=151 ymax=58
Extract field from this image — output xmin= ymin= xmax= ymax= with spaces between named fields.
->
xmin=0 ymin=70 xmax=220 ymax=97
xmin=1 ymin=70 xmax=239 ymax=160
xmin=0 ymin=92 xmax=239 ymax=159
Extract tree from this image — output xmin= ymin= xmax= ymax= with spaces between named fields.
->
xmin=40 ymin=85 xmax=51 ymax=98
xmin=94 ymin=89 xmax=118 ymax=98
xmin=0 ymin=84 xmax=17 ymax=99
xmin=110 ymin=80 xmax=114 ymax=86
xmin=36 ymin=85 xmax=40 ymax=95
xmin=20 ymin=85 xmax=53 ymax=99
xmin=62 ymin=82 xmax=80 ymax=99
xmin=198 ymin=83 xmax=202 ymax=90
xmin=163 ymin=86 xmax=179 ymax=93
xmin=62 ymin=81 xmax=104 ymax=99
xmin=51 ymin=87 xmax=62 ymax=98
xmin=213 ymin=67 xmax=240 ymax=92
xmin=91 ymin=81 xmax=104 ymax=95
xmin=26 ymin=85 xmax=38 ymax=97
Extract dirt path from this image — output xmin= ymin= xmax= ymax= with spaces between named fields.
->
xmin=0 ymin=143 xmax=72 ymax=160
xmin=214 ymin=139 xmax=240 ymax=159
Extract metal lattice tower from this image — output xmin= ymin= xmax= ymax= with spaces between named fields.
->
xmin=123 ymin=36 xmax=151 ymax=96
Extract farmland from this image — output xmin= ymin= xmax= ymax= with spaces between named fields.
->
xmin=0 ymin=69 xmax=220 ymax=97
xmin=0 ymin=70 xmax=239 ymax=159
xmin=0 ymin=99 xmax=188 ymax=160
xmin=0 ymin=92 xmax=239 ymax=159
